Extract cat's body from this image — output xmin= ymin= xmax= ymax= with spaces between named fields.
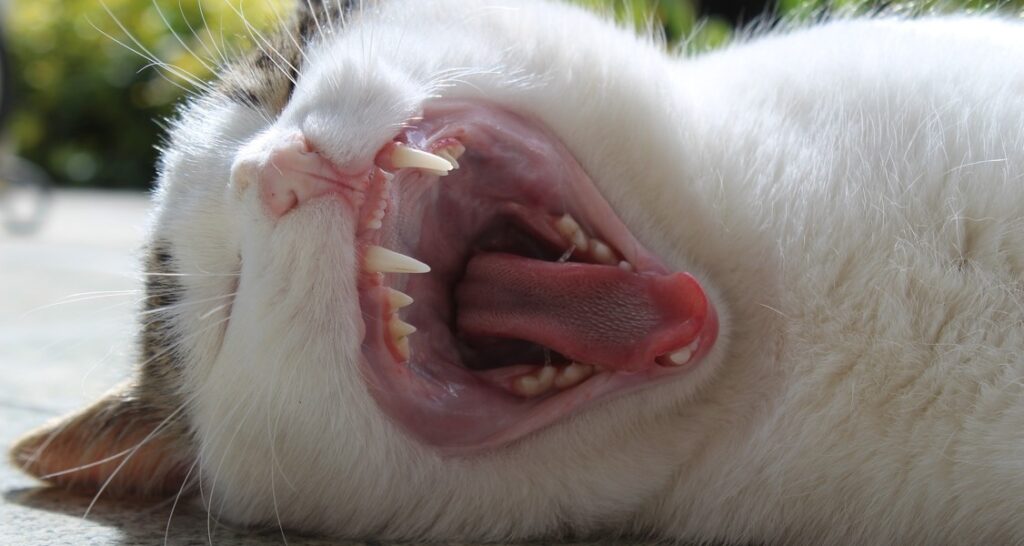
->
xmin=12 ymin=1 xmax=1024 ymax=544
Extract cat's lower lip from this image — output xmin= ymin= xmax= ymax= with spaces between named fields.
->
xmin=352 ymin=99 xmax=718 ymax=453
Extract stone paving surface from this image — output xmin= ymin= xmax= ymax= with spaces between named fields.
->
xmin=0 ymin=191 xmax=642 ymax=545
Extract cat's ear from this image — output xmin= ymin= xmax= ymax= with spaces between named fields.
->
xmin=8 ymin=382 xmax=194 ymax=498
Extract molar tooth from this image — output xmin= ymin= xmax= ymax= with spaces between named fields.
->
xmin=391 ymin=144 xmax=453 ymax=173
xmin=554 ymin=362 xmax=594 ymax=389
xmin=389 ymin=317 xmax=417 ymax=338
xmin=364 ymin=246 xmax=430 ymax=274
xmin=556 ymin=214 xmax=581 ymax=240
xmin=366 ymin=219 xmax=383 ymax=230
xmin=591 ymin=239 xmax=616 ymax=265
xmin=394 ymin=336 xmax=410 ymax=360
xmin=513 ymin=366 xmax=557 ymax=398
xmin=386 ymin=288 xmax=414 ymax=309
xmin=618 ymin=260 xmax=634 ymax=272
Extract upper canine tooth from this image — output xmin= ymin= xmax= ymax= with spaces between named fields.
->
xmin=386 ymin=288 xmax=414 ymax=309
xmin=391 ymin=144 xmax=453 ymax=173
xmin=365 ymin=246 xmax=430 ymax=274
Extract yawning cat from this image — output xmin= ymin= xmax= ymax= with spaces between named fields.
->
xmin=12 ymin=0 xmax=1024 ymax=543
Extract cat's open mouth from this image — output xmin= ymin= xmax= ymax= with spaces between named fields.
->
xmin=352 ymin=100 xmax=718 ymax=452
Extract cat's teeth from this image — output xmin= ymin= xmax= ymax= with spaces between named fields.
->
xmin=556 ymin=214 xmax=589 ymax=252
xmin=389 ymin=317 xmax=417 ymax=338
xmin=366 ymin=219 xmax=383 ymax=230
xmin=391 ymin=144 xmax=454 ymax=174
xmin=618 ymin=260 xmax=634 ymax=272
xmin=666 ymin=339 xmax=701 ymax=366
xmin=591 ymin=239 xmax=617 ymax=265
xmin=364 ymin=246 xmax=430 ymax=274
xmin=394 ymin=336 xmax=410 ymax=360
xmin=512 ymin=365 xmax=557 ymax=398
xmin=436 ymin=143 xmax=465 ymax=169
xmin=386 ymin=288 xmax=414 ymax=310
xmin=553 ymin=362 xmax=594 ymax=389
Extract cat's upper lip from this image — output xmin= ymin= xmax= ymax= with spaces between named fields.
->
xmin=347 ymin=99 xmax=718 ymax=453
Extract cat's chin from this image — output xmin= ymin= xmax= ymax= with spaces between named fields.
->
xmin=323 ymin=99 xmax=718 ymax=453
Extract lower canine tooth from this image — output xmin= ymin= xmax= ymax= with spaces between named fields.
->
xmin=365 ymin=246 xmax=430 ymax=274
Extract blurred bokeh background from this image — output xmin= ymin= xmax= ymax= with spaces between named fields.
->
xmin=1 ymin=0 xmax=1015 ymax=193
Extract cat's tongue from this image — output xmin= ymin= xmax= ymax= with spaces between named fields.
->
xmin=456 ymin=253 xmax=706 ymax=372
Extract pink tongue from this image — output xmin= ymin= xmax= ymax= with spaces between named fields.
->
xmin=456 ymin=253 xmax=707 ymax=372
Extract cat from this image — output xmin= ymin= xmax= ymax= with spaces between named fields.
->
xmin=11 ymin=0 xmax=1024 ymax=544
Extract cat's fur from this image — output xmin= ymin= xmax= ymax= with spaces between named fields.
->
xmin=12 ymin=0 xmax=1024 ymax=543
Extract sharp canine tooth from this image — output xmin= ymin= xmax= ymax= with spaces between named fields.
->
xmin=365 ymin=246 xmax=430 ymax=274
xmin=390 ymin=318 xmax=417 ymax=338
xmin=386 ymin=288 xmax=414 ymax=309
xmin=391 ymin=144 xmax=453 ymax=173
xmin=591 ymin=240 xmax=615 ymax=264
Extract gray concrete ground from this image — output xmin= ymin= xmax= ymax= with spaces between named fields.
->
xmin=0 ymin=191 xmax=632 ymax=546
xmin=0 ymin=191 xmax=365 ymax=545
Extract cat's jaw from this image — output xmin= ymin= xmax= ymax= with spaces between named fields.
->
xmin=223 ymin=96 xmax=720 ymax=453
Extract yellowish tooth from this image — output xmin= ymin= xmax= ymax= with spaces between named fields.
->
xmin=537 ymin=365 xmax=556 ymax=390
xmin=391 ymin=144 xmax=453 ymax=173
xmin=554 ymin=362 xmax=594 ymax=389
xmin=556 ymin=214 xmax=581 ymax=240
xmin=571 ymin=230 xmax=589 ymax=252
xmin=591 ymin=239 xmax=616 ymax=264
xmin=386 ymin=288 xmax=414 ymax=309
xmin=394 ymin=336 xmax=410 ymax=360
xmin=514 ymin=375 xmax=543 ymax=397
xmin=389 ymin=318 xmax=417 ymax=338
xmin=365 ymin=246 xmax=430 ymax=274
xmin=512 ymin=366 xmax=557 ymax=398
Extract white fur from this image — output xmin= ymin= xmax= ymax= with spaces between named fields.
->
xmin=151 ymin=1 xmax=1024 ymax=543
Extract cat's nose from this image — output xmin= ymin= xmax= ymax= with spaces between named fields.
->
xmin=230 ymin=133 xmax=363 ymax=218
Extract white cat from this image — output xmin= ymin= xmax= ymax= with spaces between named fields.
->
xmin=12 ymin=1 xmax=1024 ymax=544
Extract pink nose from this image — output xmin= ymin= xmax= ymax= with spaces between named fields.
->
xmin=246 ymin=134 xmax=357 ymax=218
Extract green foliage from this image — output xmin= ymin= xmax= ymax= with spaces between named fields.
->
xmin=7 ymin=0 xmax=289 ymax=189
xmin=4 ymin=0 xmax=1020 ymax=189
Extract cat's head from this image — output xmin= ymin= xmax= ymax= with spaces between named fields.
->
xmin=13 ymin=0 xmax=728 ymax=538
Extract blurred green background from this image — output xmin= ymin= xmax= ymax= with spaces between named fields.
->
xmin=3 ymin=0 xmax=1020 ymax=190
